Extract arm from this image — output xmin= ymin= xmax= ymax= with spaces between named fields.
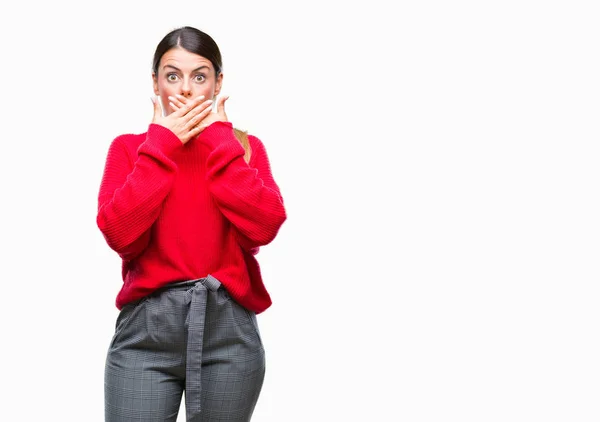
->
xmin=198 ymin=121 xmax=287 ymax=250
xmin=96 ymin=124 xmax=183 ymax=260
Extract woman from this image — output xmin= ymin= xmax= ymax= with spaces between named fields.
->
xmin=97 ymin=26 xmax=286 ymax=421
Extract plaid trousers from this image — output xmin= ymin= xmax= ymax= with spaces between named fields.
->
xmin=104 ymin=275 xmax=265 ymax=421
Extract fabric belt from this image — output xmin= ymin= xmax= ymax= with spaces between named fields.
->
xmin=173 ymin=274 xmax=221 ymax=420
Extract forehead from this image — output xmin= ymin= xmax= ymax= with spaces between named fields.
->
xmin=159 ymin=47 xmax=214 ymax=72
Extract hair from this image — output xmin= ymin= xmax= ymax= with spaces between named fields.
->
xmin=152 ymin=26 xmax=251 ymax=163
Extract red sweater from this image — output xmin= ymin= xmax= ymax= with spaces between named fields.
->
xmin=97 ymin=121 xmax=286 ymax=313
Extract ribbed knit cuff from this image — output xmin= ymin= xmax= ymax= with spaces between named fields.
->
xmin=197 ymin=121 xmax=246 ymax=154
xmin=139 ymin=123 xmax=184 ymax=160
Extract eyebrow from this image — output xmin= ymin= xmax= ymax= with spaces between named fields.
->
xmin=162 ymin=64 xmax=210 ymax=73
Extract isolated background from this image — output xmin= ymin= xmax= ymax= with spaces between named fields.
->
xmin=1 ymin=1 xmax=599 ymax=421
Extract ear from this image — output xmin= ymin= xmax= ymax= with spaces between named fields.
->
xmin=152 ymin=72 xmax=160 ymax=96
xmin=214 ymin=72 xmax=224 ymax=97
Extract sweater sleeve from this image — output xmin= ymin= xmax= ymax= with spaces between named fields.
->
xmin=96 ymin=124 xmax=183 ymax=260
xmin=198 ymin=121 xmax=287 ymax=250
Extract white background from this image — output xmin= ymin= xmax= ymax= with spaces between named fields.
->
xmin=1 ymin=1 xmax=599 ymax=421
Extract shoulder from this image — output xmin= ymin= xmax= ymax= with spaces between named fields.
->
xmin=111 ymin=131 xmax=147 ymax=148
xmin=242 ymin=132 xmax=273 ymax=168
xmin=231 ymin=126 xmax=266 ymax=149
xmin=236 ymin=129 xmax=265 ymax=151
xmin=103 ymin=132 xmax=147 ymax=165
xmin=106 ymin=131 xmax=147 ymax=155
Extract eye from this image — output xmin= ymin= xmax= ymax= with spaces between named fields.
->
xmin=166 ymin=73 xmax=179 ymax=82
xmin=194 ymin=74 xmax=206 ymax=83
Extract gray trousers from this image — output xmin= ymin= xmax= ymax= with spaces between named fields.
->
xmin=105 ymin=275 xmax=265 ymax=421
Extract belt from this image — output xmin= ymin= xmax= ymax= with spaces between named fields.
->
xmin=177 ymin=274 xmax=221 ymax=420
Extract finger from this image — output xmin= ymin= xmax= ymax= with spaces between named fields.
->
xmin=191 ymin=124 xmax=206 ymax=136
xmin=215 ymin=95 xmax=229 ymax=120
xmin=168 ymin=95 xmax=186 ymax=111
xmin=185 ymin=100 xmax=214 ymax=129
xmin=183 ymin=121 xmax=209 ymax=143
xmin=178 ymin=95 xmax=206 ymax=117
xmin=216 ymin=95 xmax=229 ymax=114
xmin=184 ymin=98 xmax=214 ymax=123
xmin=151 ymin=96 xmax=163 ymax=121
xmin=175 ymin=94 xmax=189 ymax=104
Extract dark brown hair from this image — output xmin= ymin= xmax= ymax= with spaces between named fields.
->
xmin=152 ymin=26 xmax=250 ymax=162
xmin=153 ymin=26 xmax=222 ymax=77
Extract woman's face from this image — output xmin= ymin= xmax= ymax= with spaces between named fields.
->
xmin=153 ymin=47 xmax=223 ymax=115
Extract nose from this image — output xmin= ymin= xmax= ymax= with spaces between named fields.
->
xmin=181 ymin=80 xmax=192 ymax=98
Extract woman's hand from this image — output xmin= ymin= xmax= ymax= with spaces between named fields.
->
xmin=151 ymin=95 xmax=214 ymax=145
xmin=169 ymin=94 xmax=229 ymax=132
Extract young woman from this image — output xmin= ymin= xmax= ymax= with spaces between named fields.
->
xmin=97 ymin=26 xmax=286 ymax=421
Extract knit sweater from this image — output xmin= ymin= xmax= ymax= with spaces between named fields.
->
xmin=97 ymin=121 xmax=286 ymax=313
